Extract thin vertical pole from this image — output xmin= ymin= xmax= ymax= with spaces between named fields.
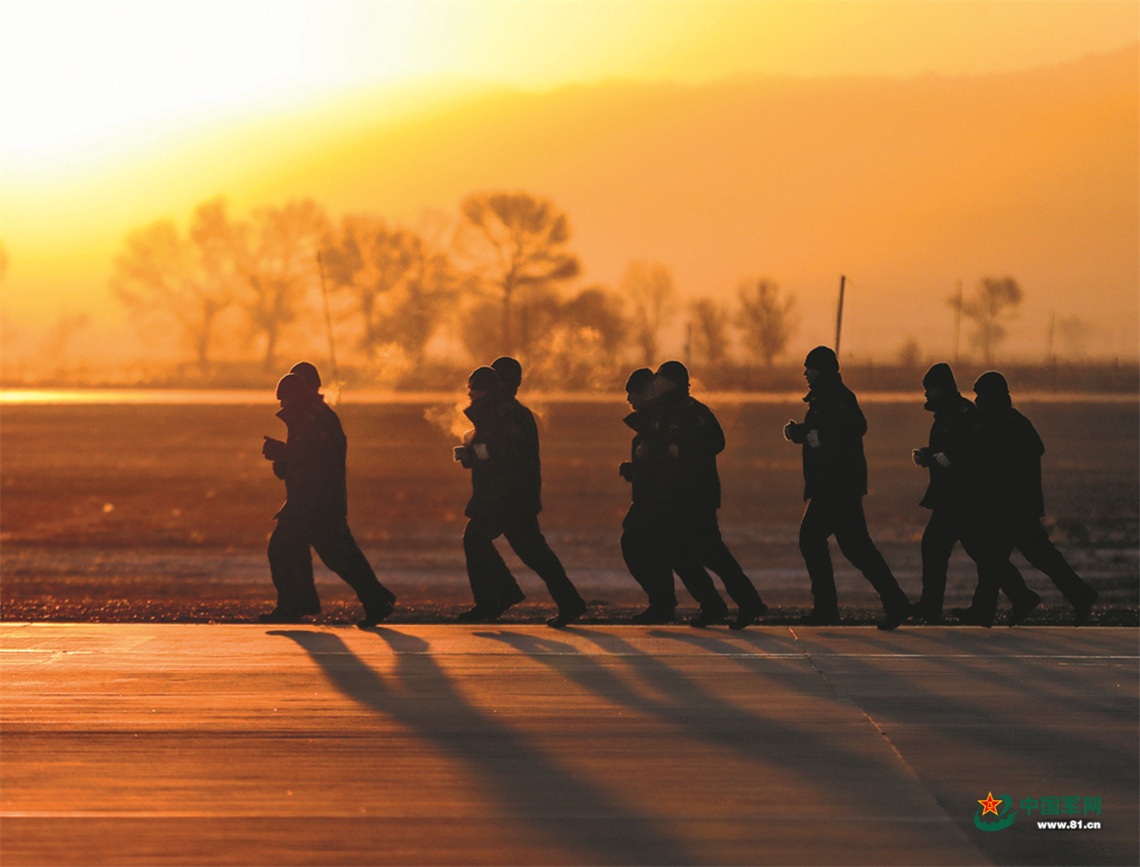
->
xmin=835 ymin=275 xmax=846 ymax=356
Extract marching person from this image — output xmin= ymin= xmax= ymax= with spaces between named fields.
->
xmin=619 ymin=367 xmax=680 ymax=622
xmin=455 ymin=362 xmax=587 ymax=627
xmin=911 ymin=363 xmax=1031 ymax=625
xmin=961 ymin=372 xmax=1096 ymax=626
xmin=260 ymin=362 xmax=395 ymax=626
xmin=646 ymin=361 xmax=768 ymax=629
xmin=784 ymin=346 xmax=911 ymax=629
xmin=619 ymin=367 xmax=723 ymax=625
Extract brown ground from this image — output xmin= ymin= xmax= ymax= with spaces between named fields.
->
xmin=2 ymin=396 xmax=1136 ymax=626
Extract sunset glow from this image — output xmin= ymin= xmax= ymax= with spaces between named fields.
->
xmin=5 ymin=1 xmax=1136 ymax=154
xmin=1 ymin=0 xmax=1137 ymax=372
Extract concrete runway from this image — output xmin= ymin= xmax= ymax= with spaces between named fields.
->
xmin=1 ymin=623 xmax=1136 ymax=866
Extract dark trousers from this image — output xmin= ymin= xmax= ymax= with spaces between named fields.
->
xmin=1015 ymin=517 xmax=1095 ymax=606
xmin=670 ymin=508 xmax=764 ymax=614
xmin=621 ymin=503 xmax=727 ymax=612
xmin=464 ymin=512 xmax=584 ymax=611
xmin=799 ymin=495 xmax=908 ymax=614
xmin=968 ymin=515 xmax=1093 ymax=617
xmin=621 ymin=503 xmax=678 ymax=610
xmin=268 ymin=517 xmax=394 ymax=614
xmin=920 ymin=507 xmax=1036 ymax=621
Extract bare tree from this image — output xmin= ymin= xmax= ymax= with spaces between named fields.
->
xmin=111 ymin=198 xmax=242 ymax=375
xmin=459 ymin=192 xmax=580 ymax=358
xmin=622 ymin=261 xmax=677 ymax=366
xmin=374 ymin=232 xmax=460 ymax=364
xmin=689 ymin=296 xmax=731 ymax=367
xmin=736 ymin=277 xmax=796 ymax=367
xmin=459 ymin=285 xmax=562 ymax=364
xmin=322 ymin=215 xmax=419 ymax=358
xmin=239 ymin=200 xmax=329 ymax=371
xmin=561 ymin=286 xmax=628 ymax=353
xmin=956 ymin=276 xmax=1023 ymax=365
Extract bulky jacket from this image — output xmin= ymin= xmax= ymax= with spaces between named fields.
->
xmin=919 ymin=392 xmax=981 ymax=512
xmin=272 ymin=396 xmax=348 ymax=523
xmin=976 ymin=403 xmax=1047 ymax=518
xmin=787 ymin=373 xmax=868 ymax=501
xmin=461 ymin=394 xmax=543 ymax=520
xmin=641 ymin=390 xmax=725 ymax=513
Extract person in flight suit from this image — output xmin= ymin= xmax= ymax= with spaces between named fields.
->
xmin=260 ymin=363 xmax=395 ymax=626
xmin=645 ymin=361 xmax=768 ymax=629
xmin=960 ymin=372 xmax=1097 ymax=626
xmin=456 ymin=363 xmax=587 ymax=628
xmin=783 ymin=346 xmax=911 ymax=629
xmin=911 ymin=363 xmax=1030 ymax=625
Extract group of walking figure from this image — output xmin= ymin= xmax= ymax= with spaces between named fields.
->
xmin=257 ymin=347 xmax=1098 ymax=631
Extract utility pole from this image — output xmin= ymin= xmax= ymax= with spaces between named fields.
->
xmin=835 ymin=275 xmax=846 ymax=355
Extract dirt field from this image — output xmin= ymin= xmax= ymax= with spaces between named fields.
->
xmin=1 ymin=393 xmax=1136 ymax=625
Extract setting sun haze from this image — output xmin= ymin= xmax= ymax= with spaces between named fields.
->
xmin=1 ymin=0 xmax=1137 ymax=369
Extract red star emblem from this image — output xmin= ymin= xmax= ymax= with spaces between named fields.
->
xmin=978 ymin=792 xmax=1002 ymax=815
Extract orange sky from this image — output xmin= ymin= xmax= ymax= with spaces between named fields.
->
xmin=1 ymin=0 xmax=1138 ymax=367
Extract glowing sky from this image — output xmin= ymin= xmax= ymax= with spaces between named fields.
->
xmin=3 ymin=1 xmax=1135 ymax=155
xmin=1 ymin=0 xmax=1137 ymax=364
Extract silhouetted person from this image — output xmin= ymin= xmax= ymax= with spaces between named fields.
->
xmin=619 ymin=368 xmax=679 ymax=621
xmin=644 ymin=361 xmax=768 ymax=629
xmin=618 ymin=368 xmax=721 ymax=624
xmin=961 ymin=372 xmax=1096 ymax=626
xmin=455 ymin=362 xmax=586 ymax=627
xmin=911 ymin=363 xmax=1031 ymax=625
xmin=260 ymin=364 xmax=395 ymax=626
xmin=784 ymin=346 xmax=910 ymax=629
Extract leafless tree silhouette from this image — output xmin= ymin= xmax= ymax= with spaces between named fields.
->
xmin=956 ymin=276 xmax=1023 ymax=365
xmin=459 ymin=192 xmax=580 ymax=358
xmin=736 ymin=277 xmax=796 ymax=367
xmin=111 ymin=197 xmax=243 ymax=375
xmin=622 ymin=260 xmax=677 ymax=366
xmin=239 ymin=199 xmax=329 ymax=371
xmin=321 ymin=215 xmax=456 ymax=362
xmin=689 ymin=296 xmax=731 ymax=367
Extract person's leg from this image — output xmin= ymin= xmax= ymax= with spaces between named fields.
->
xmin=684 ymin=508 xmax=765 ymax=623
xmin=917 ymin=509 xmax=958 ymax=622
xmin=503 ymin=513 xmax=585 ymax=613
xmin=1015 ymin=517 xmax=1096 ymax=611
xmin=799 ymin=499 xmax=839 ymax=621
xmin=462 ymin=517 xmax=509 ymax=611
xmin=310 ymin=521 xmax=395 ymax=619
xmin=673 ymin=545 xmax=728 ymax=624
xmin=962 ymin=517 xmax=1038 ymax=626
xmin=658 ymin=507 xmax=723 ymax=618
xmin=832 ymin=497 xmax=910 ymax=620
xmin=267 ymin=519 xmax=321 ymax=614
xmin=622 ymin=505 xmax=677 ymax=611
